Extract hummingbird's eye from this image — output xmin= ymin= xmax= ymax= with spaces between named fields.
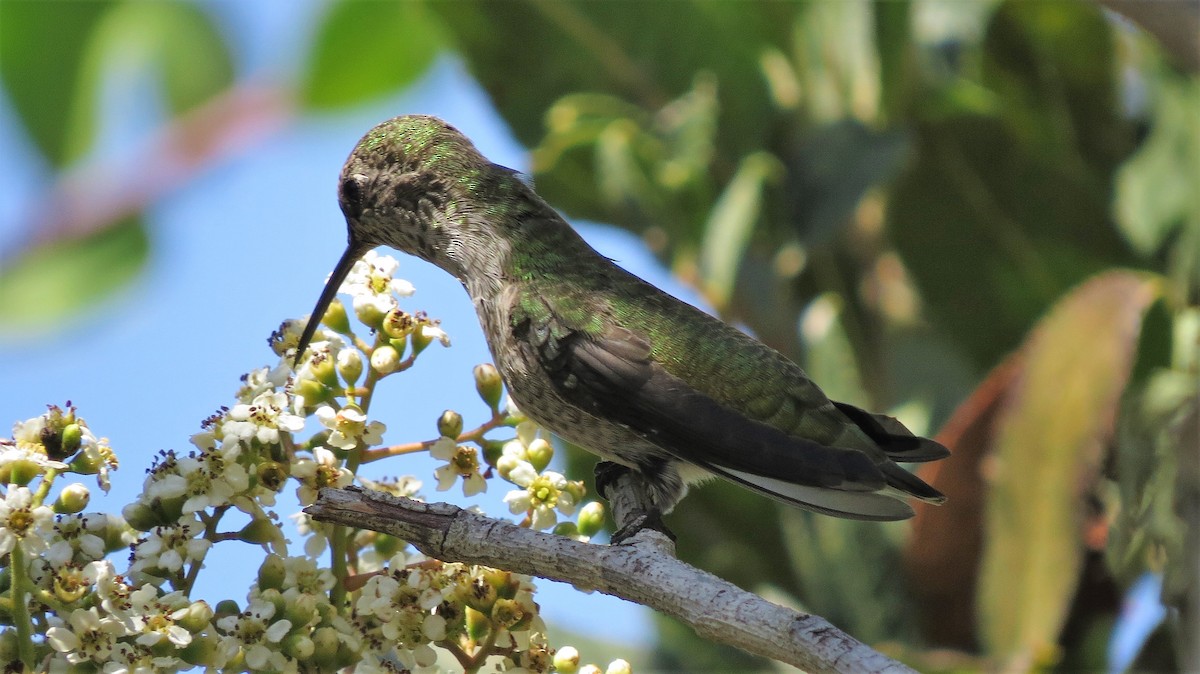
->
xmin=339 ymin=174 xmax=369 ymax=218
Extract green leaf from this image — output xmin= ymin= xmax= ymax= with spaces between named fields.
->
xmin=0 ymin=0 xmax=113 ymax=165
xmin=698 ymin=152 xmax=782 ymax=308
xmin=64 ymin=1 xmax=235 ymax=161
xmin=0 ymin=218 xmax=150 ymax=333
xmin=302 ymin=0 xmax=445 ymax=109
xmin=977 ymin=270 xmax=1161 ymax=666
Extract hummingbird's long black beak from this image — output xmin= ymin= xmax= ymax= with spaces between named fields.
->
xmin=294 ymin=241 xmax=369 ymax=368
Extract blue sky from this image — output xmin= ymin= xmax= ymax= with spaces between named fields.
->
xmin=0 ymin=1 xmax=737 ymax=654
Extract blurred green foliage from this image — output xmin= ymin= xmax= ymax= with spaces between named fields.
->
xmin=2 ymin=0 xmax=1196 ymax=670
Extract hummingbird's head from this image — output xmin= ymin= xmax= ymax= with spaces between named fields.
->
xmin=294 ymin=115 xmax=499 ymax=366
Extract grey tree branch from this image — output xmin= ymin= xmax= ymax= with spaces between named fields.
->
xmin=305 ymin=481 xmax=915 ymax=674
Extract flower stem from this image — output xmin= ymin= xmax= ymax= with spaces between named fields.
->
xmin=10 ymin=542 xmax=36 ymax=666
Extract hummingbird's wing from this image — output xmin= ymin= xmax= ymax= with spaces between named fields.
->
xmin=513 ymin=290 xmax=946 ymax=520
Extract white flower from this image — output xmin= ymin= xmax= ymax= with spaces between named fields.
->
xmin=225 ymin=391 xmax=305 ymax=447
xmin=0 ymin=485 xmax=54 ymax=555
xmin=46 ymin=607 xmax=128 ymax=664
xmin=430 ymin=437 xmax=487 ymax=497
xmin=216 ymin=598 xmax=292 ymax=671
xmin=341 ymin=251 xmax=415 ymax=301
xmin=503 ymin=470 xmax=576 ymax=530
xmin=45 ymin=512 xmax=108 ymax=566
xmin=314 ymin=405 xmax=385 ymax=450
xmin=292 ymin=446 xmax=353 ymax=505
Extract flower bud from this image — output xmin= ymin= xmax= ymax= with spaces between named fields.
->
xmin=496 ymin=455 xmax=522 ymax=481
xmin=310 ymin=353 xmax=339 ymax=389
xmin=294 ymin=378 xmax=332 ymax=408
xmin=283 ymin=592 xmax=318 ymax=627
xmin=258 ymin=588 xmax=286 ymax=617
xmin=606 ymin=659 xmax=633 ymax=674
xmin=121 ymin=502 xmax=160 ymax=532
xmin=370 ymin=344 xmax=400 ymax=375
xmin=178 ymin=601 xmax=214 ymax=632
xmin=554 ymin=646 xmax=581 ymax=673
xmin=320 ymin=298 xmax=351 ymax=335
xmin=576 ymin=502 xmax=606 ymax=538
xmin=553 ymin=522 xmax=580 ymax=538
xmin=352 ymin=296 xmax=388 ymax=329
xmin=481 ymin=439 xmax=504 ymax=467
xmin=310 ymin=626 xmax=341 ymax=670
xmin=373 ymin=533 xmax=402 ymax=558
xmin=473 ymin=363 xmax=504 ymax=410
xmin=336 ymin=349 xmax=363 ymax=386
xmin=59 ymin=423 xmax=83 ymax=459
xmin=258 ymin=554 xmax=286 ymax=590
xmin=53 ymin=483 xmax=90 ymax=514
xmin=526 ymin=438 xmax=554 ymax=472
xmin=437 ymin=410 xmax=464 ymax=439
xmin=239 ymin=518 xmax=283 ymax=545
xmin=178 ymin=633 xmax=221 ymax=667
xmin=282 ymin=633 xmax=315 ymax=660
xmin=214 ymin=599 xmax=241 ymax=620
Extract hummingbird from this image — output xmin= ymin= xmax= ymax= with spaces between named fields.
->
xmin=296 ymin=115 xmax=947 ymax=535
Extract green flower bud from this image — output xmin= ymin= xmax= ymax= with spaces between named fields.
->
xmin=526 ymin=438 xmax=554 ymax=472
xmin=177 ymin=601 xmax=214 ymax=632
xmin=336 ymin=349 xmax=363 ymax=386
xmin=496 ymin=455 xmax=521 ymax=480
xmin=370 ymin=344 xmax=400 ymax=375
xmin=382 ymin=309 xmax=414 ymax=339
xmin=0 ymin=630 xmax=18 ymax=666
xmin=563 ymin=480 xmax=587 ymax=503
xmin=373 ymin=533 xmax=402 ymax=558
xmin=437 ymin=410 xmax=464 ymax=439
xmin=294 ymin=378 xmax=333 ymax=408
xmin=283 ymin=592 xmax=318 ymax=627
xmin=214 ymin=599 xmax=241 ymax=621
xmin=320 ymin=298 xmax=351 ymax=335
xmin=53 ymin=483 xmax=90 ymax=514
xmin=353 ymin=297 xmax=388 ymax=330
xmin=554 ymin=646 xmax=581 ymax=674
xmin=310 ymin=626 xmax=341 ymax=669
xmin=59 ymin=423 xmax=83 ymax=459
xmin=239 ymin=518 xmax=283 ymax=545
xmin=473 ymin=363 xmax=504 ymax=410
xmin=282 ymin=632 xmax=315 ymax=660
xmin=606 ymin=659 xmax=633 ymax=674
xmin=258 ymin=554 xmax=286 ymax=590
xmin=481 ymin=439 xmax=504 ymax=467
xmin=121 ymin=502 xmax=160 ymax=532
xmin=258 ymin=588 xmax=286 ymax=617
xmin=576 ymin=501 xmax=606 ymax=538
xmin=553 ymin=522 xmax=580 ymax=538
xmin=310 ymin=353 xmax=339 ymax=389
xmin=67 ymin=448 xmax=102 ymax=476
xmin=178 ymin=633 xmax=221 ymax=667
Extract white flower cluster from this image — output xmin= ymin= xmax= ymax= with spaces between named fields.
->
xmin=0 ymin=254 xmax=627 ymax=672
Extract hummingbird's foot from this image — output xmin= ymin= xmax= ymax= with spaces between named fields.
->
xmin=593 ymin=460 xmax=630 ymax=500
xmin=610 ymin=508 xmax=676 ymax=545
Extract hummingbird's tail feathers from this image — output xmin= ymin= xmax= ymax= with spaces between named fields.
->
xmin=832 ymin=401 xmax=951 ymax=463
xmin=879 ymin=461 xmax=946 ymax=504
xmin=716 ymin=466 xmax=916 ymax=520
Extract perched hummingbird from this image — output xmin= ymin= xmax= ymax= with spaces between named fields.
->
xmin=297 ymin=115 xmax=947 ymax=532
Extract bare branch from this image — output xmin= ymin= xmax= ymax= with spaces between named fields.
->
xmin=305 ymin=483 xmax=916 ymax=674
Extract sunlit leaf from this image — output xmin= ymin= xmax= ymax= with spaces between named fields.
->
xmin=0 ymin=218 xmax=150 ymax=333
xmin=302 ymin=0 xmax=445 ymax=109
xmin=977 ymin=271 xmax=1161 ymax=667
xmin=699 ymin=152 xmax=781 ymax=309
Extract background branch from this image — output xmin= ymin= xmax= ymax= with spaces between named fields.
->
xmin=305 ymin=483 xmax=916 ymax=674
